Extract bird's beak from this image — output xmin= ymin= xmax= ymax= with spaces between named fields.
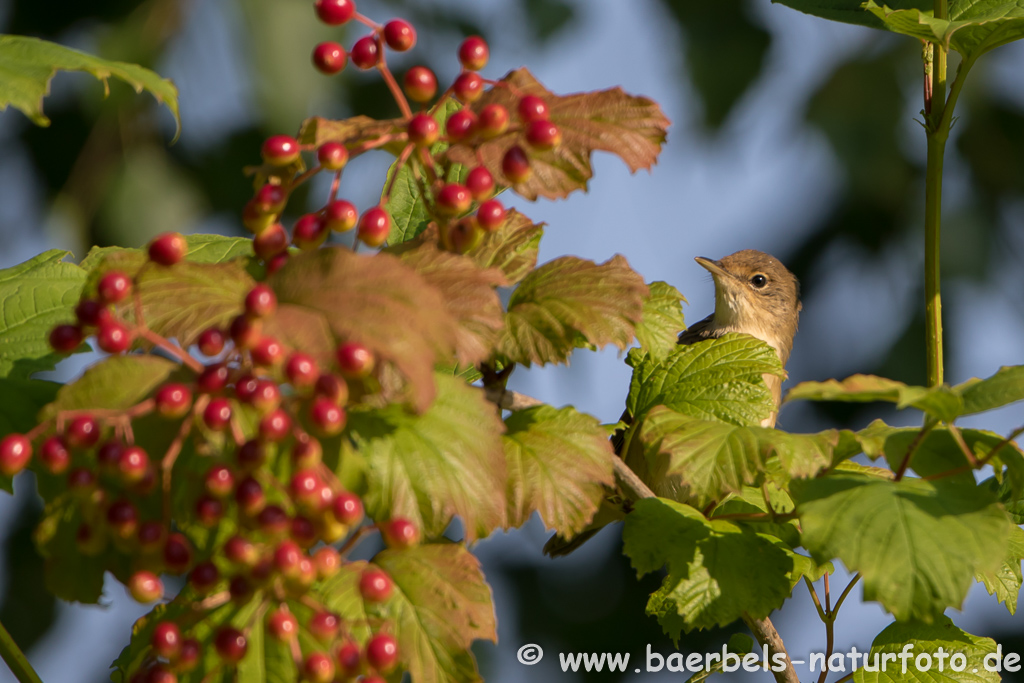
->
xmin=694 ymin=256 xmax=734 ymax=281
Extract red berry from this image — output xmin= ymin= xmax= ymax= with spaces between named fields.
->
xmin=336 ymin=642 xmax=361 ymax=677
xmin=65 ymin=415 xmax=99 ymax=448
xmin=97 ymin=440 xmax=123 ymax=472
xmin=257 ymin=504 xmax=290 ymax=536
xmin=359 ymin=568 xmax=394 ymax=602
xmin=261 ymin=135 xmax=300 ymax=166
xmin=478 ymin=104 xmax=509 ymax=138
xmin=517 ymin=94 xmax=550 ymax=122
xmin=444 ymin=217 xmax=483 ymax=254
xmin=526 ymin=119 xmax=562 ymax=150
xmin=106 ymin=499 xmax=139 ymax=538
xmin=253 ymin=223 xmax=289 ymax=260
xmin=309 ymin=397 xmax=346 ymax=436
xmin=155 ymin=383 xmax=192 ymax=418
xmin=407 ymin=113 xmax=439 ymax=147
xmin=382 ymin=517 xmax=420 ymax=548
xmin=293 ymin=213 xmax=329 ymax=251
xmin=304 ymin=653 xmax=334 ymax=683
xmin=336 ymin=341 xmax=375 ymax=377
xmin=259 ymin=409 xmax=292 ymax=442
xmin=0 ymin=435 xmax=32 ymax=477
xmin=214 ymin=627 xmax=247 ymax=663
xmin=189 ymin=560 xmax=219 ymax=593
xmin=252 ymin=379 xmax=282 ymax=413
xmin=314 ymin=547 xmax=341 ymax=579
xmin=234 ymin=374 xmax=260 ymax=403
xmin=436 ymin=183 xmax=471 ymax=215
xmin=357 ymin=207 xmax=390 ymax=247
xmin=97 ymin=271 xmax=132 ymax=304
xmin=39 ymin=436 xmax=70 ymax=474
xmin=229 ymin=575 xmax=254 ymax=602
xmin=308 ymin=612 xmax=341 ymax=643
xmin=97 ymin=320 xmax=133 ymax=354
xmin=314 ymin=0 xmax=355 ymax=25
xmin=452 ymin=72 xmax=484 ymax=103
xmin=151 ymin=621 xmax=182 ymax=660
xmin=229 ymin=314 xmax=262 ymax=350
xmin=446 ymin=109 xmax=477 ymax=142
xmin=119 ymin=445 xmax=150 ymax=484
xmin=323 ymin=200 xmax=358 ymax=233
xmin=403 ymin=66 xmax=437 ymax=103
xmin=318 ymin=142 xmax=349 ymax=171
xmin=68 ymin=467 xmax=97 ymax=493
xmin=128 ymin=570 xmax=163 ymax=603
xmin=333 ymin=491 xmax=364 ymax=525
xmin=49 ymin=324 xmax=83 ymax=353
xmin=74 ymin=299 xmax=111 ymax=327
xmin=197 ymin=363 xmax=230 ymax=393
xmin=266 ymin=252 xmax=289 ymax=274
xmin=148 ymin=232 xmax=188 ymax=266
xmin=273 ymin=539 xmax=303 ymax=577
xmin=163 ymin=533 xmax=193 ymax=573
xmin=312 ymin=41 xmax=347 ymax=75
xmin=286 ymin=352 xmax=319 ymax=389
xmin=267 ymin=609 xmax=299 ymax=642
xmin=255 ymin=183 xmax=287 ymax=213
xmin=251 ymin=337 xmax=285 ymax=367
xmin=177 ymin=639 xmax=200 ymax=672
xmin=292 ymin=435 xmax=323 ymax=469
xmin=466 ymin=166 xmax=494 ymax=200
xmin=195 ymin=495 xmax=224 ymax=525
xmin=502 ymin=145 xmax=532 ymax=183
xmin=205 ymin=464 xmax=234 ymax=498
xmin=477 ymin=199 xmax=506 ymax=231
xmin=384 ymin=19 xmax=416 ymax=51
xmin=290 ymin=470 xmax=324 ymax=511
xmin=350 ymin=36 xmax=379 ymax=70
xmin=236 ymin=439 xmax=267 ymax=471
xmin=146 ymin=664 xmax=177 ymax=683
xmin=197 ymin=327 xmax=226 ymax=356
xmin=137 ymin=520 xmax=165 ymax=550
xmin=365 ymin=633 xmax=399 ymax=672
xmin=235 ymin=476 xmax=265 ymax=516
xmin=203 ymin=398 xmax=233 ymax=431
xmin=225 ymin=536 xmax=258 ymax=567
xmin=243 ymin=199 xmax=275 ymax=234
xmin=314 ymin=373 xmax=349 ymax=403
xmin=291 ymin=515 xmax=318 ymax=547
xmin=458 ymin=35 xmax=489 ymax=71
xmin=245 ymin=285 xmax=276 ymax=318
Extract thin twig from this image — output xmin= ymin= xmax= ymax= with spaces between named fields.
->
xmin=947 ymin=424 xmax=979 ymax=467
xmin=893 ymin=420 xmax=936 ymax=481
xmin=804 ymin=576 xmax=827 ymax=622
xmin=832 ymin=573 xmax=861 ymax=619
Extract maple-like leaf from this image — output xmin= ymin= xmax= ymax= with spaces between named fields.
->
xmin=447 ymin=68 xmax=670 ymax=200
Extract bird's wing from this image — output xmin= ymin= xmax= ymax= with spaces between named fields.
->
xmin=677 ymin=312 xmax=717 ymax=346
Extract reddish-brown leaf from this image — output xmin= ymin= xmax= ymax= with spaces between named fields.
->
xmin=298 ymin=115 xmax=405 ymax=154
xmin=447 ymin=68 xmax=670 ymax=200
xmin=268 ymin=247 xmax=457 ymax=413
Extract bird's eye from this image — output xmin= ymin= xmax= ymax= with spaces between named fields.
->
xmin=750 ymin=274 xmax=767 ymax=288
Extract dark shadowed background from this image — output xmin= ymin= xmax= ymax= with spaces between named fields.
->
xmin=1 ymin=0 xmax=1023 ymax=681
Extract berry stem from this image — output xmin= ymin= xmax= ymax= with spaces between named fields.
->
xmin=161 ymin=405 xmax=197 ymax=523
xmin=136 ymin=328 xmax=204 ymax=373
xmin=353 ymin=13 xmax=381 ymax=30
xmin=329 ymin=170 xmax=343 ymax=203
xmin=0 ymin=618 xmax=43 ymax=683
xmin=377 ymin=60 xmax=413 ymax=119
xmin=337 ymin=524 xmax=373 ymax=557
xmin=292 ymin=165 xmax=323 ymax=189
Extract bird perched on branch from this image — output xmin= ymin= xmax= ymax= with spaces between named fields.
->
xmin=543 ymin=249 xmax=802 ymax=556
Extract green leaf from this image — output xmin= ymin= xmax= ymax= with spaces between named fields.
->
xmin=347 ymin=373 xmax=506 ymax=541
xmin=38 ymin=355 xmax=175 ymax=421
xmin=852 ymin=615 xmax=999 ymax=683
xmin=627 ymin=334 xmax=783 ymax=427
xmin=317 ymin=560 xmax=374 ymax=645
xmin=0 ymin=378 xmax=59 ymax=492
xmin=956 ymin=365 xmax=1024 ymax=415
xmin=0 ymin=35 xmax=180 ymax=134
xmin=499 ymin=255 xmax=648 ymax=366
xmin=784 ymin=374 xmax=962 ymax=422
xmin=374 ymin=544 xmax=497 ymax=683
xmin=503 ymin=405 xmax=615 ymax=535
xmin=269 ymin=247 xmax=458 ymax=413
xmin=622 ymin=498 xmax=793 ymax=639
xmin=635 ymin=281 xmax=686 ymax=361
xmin=0 ymin=250 xmax=87 ymax=379
xmin=32 ymin=495 xmax=111 ymax=603
xmin=391 ymin=241 xmax=506 ymax=366
xmin=463 ymin=210 xmax=543 ymax=285
xmin=636 ymin=407 xmax=842 ymax=507
xmin=793 ymin=472 xmax=1011 ymax=621
xmin=977 ymin=525 xmax=1024 ymax=615
xmin=447 ymin=68 xmax=670 ymax=201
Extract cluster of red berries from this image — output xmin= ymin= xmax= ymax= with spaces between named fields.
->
xmin=5 ymin=246 xmax=429 ymax=679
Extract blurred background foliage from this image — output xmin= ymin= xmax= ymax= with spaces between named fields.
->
xmin=1 ymin=0 xmax=1023 ymax=681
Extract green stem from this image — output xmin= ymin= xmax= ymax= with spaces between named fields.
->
xmin=0 ymin=620 xmax=43 ymax=683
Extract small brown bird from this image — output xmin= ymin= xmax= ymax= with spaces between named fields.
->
xmin=543 ymin=249 xmax=801 ymax=556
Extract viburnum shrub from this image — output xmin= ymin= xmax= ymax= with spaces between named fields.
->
xmin=3 ymin=1 xmax=1024 ymax=682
